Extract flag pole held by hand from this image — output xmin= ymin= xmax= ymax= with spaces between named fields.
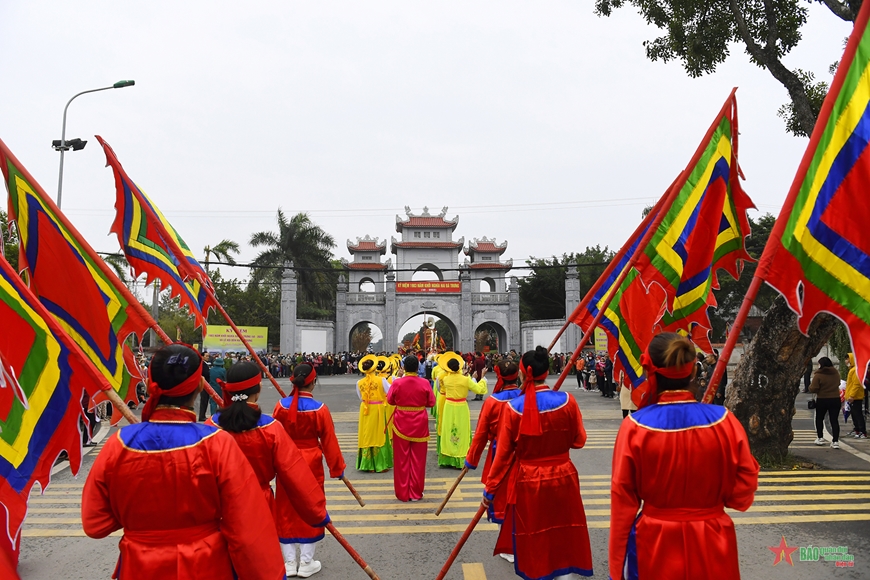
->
xmin=435 ymin=502 xmax=487 ymax=580
xmin=326 ymin=522 xmax=380 ymax=579
xmin=435 ymin=466 xmax=468 ymax=516
xmin=341 ymin=476 xmax=365 ymax=507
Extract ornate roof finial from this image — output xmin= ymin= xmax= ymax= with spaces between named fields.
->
xmin=421 ymin=206 xmax=430 ymax=217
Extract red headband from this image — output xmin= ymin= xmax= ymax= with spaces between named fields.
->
xmin=289 ymin=368 xmax=317 ymax=424
xmin=217 ymin=374 xmax=261 ymax=406
xmin=493 ymin=366 xmax=519 ymax=394
xmin=142 ymin=358 xmax=203 ymax=422
xmin=519 ymin=363 xmax=548 ymax=436
xmin=633 ymin=352 xmax=696 ymax=409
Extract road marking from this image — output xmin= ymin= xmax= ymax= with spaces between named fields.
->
xmin=462 ymin=563 xmax=487 ymax=580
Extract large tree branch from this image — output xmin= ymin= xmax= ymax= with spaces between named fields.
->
xmin=730 ymin=0 xmax=818 ymax=136
xmin=819 ymin=0 xmax=857 ymax=22
xmin=763 ymin=0 xmax=779 ymax=55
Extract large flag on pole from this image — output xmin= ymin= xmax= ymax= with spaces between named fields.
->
xmin=0 ymin=139 xmax=150 ymax=408
xmin=96 ymin=136 xmax=217 ymax=330
xmin=634 ymin=91 xmax=754 ymax=340
xmin=0 ymin=252 xmax=114 ymax=562
xmin=759 ymin=0 xmax=870 ymax=381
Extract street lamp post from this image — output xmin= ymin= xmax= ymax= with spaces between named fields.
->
xmin=53 ymin=80 xmax=135 ymax=208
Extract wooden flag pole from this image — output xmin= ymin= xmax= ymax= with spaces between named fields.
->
xmin=102 ymin=387 xmax=140 ymax=424
xmin=203 ymin=288 xmax=288 ymax=398
xmin=326 ymin=522 xmax=380 ymax=579
xmin=341 ymin=476 xmax=366 ymax=507
xmin=435 ymin=466 xmax=468 ymax=516
xmin=546 ymin=177 xmax=676 ymax=353
xmin=551 ymin=175 xmax=687 ymax=392
xmin=434 ymin=503 xmax=487 ymax=580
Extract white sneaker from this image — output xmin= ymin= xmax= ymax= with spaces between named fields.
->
xmin=285 ymin=561 xmax=297 ymax=577
xmin=297 ymin=560 xmax=322 ymax=578
xmin=831 ymin=441 xmax=840 ymax=449
xmin=498 ymin=553 xmax=515 ymax=563
xmin=814 ymin=437 xmax=826 ymax=445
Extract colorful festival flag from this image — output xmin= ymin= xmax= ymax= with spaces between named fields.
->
xmin=0 ymin=139 xmax=150 ymax=408
xmin=634 ymin=91 xmax=754 ymax=340
xmin=760 ymin=0 xmax=870 ymax=382
xmin=0 ymin=252 xmax=113 ymax=561
xmin=97 ymin=136 xmax=217 ymax=330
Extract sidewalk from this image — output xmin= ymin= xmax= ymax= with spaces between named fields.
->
xmin=792 ymin=390 xmax=870 ymax=471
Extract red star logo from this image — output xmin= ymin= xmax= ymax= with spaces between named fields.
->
xmin=768 ymin=536 xmax=799 ymax=566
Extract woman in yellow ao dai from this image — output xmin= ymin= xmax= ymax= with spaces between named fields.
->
xmin=356 ymin=355 xmax=394 ymax=472
xmin=438 ymin=352 xmax=488 ymax=468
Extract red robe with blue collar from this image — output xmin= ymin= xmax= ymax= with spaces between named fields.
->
xmin=272 ymin=392 xmax=346 ymax=543
xmin=484 ymin=386 xmax=593 ymax=579
xmin=465 ymin=386 xmax=522 ymax=524
xmin=609 ymin=390 xmax=759 ymax=580
xmin=81 ymin=407 xmax=284 ymax=580
xmin=206 ymin=408 xmax=328 ymax=528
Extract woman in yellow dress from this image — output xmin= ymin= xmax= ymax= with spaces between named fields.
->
xmin=438 ymin=352 xmax=488 ymax=468
xmin=356 ymin=354 xmax=393 ymax=472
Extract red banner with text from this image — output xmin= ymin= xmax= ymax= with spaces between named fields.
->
xmin=396 ymin=281 xmax=461 ymax=293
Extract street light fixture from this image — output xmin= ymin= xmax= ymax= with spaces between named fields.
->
xmin=53 ymin=80 xmax=135 ymax=208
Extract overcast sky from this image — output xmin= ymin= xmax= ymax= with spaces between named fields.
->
xmin=1 ymin=1 xmax=853 ymax=298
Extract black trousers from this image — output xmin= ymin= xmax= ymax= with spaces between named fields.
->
xmin=851 ymin=398 xmax=866 ymax=435
xmin=815 ymin=398 xmax=841 ymax=441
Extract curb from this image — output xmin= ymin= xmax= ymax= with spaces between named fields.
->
xmin=823 ymin=424 xmax=870 ymax=466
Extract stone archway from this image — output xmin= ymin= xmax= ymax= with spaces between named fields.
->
xmin=397 ymin=312 xmax=459 ymax=353
xmin=349 ymin=320 xmax=384 ymax=353
xmin=474 ymin=321 xmax=507 ymax=353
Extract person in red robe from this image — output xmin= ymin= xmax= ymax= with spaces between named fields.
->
xmin=466 ymin=359 xmax=522 ymax=562
xmin=206 ymin=361 xmax=330 ymax=577
xmin=609 ymin=332 xmax=759 ymax=580
xmin=81 ymin=344 xmax=284 ymax=580
xmin=273 ymin=364 xmax=346 ymax=578
xmin=385 ymin=355 xmax=436 ymax=501
xmin=483 ymin=347 xmax=593 ymax=579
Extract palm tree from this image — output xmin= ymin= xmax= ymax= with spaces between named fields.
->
xmin=250 ymin=210 xmax=337 ymax=315
xmin=101 ymin=252 xmax=132 ymax=285
xmin=203 ymin=239 xmax=240 ymax=273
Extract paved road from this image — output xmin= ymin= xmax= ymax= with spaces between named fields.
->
xmin=18 ymin=375 xmax=870 ymax=579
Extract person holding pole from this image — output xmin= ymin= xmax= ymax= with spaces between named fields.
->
xmin=273 ymin=364 xmax=346 ymax=577
xmin=81 ymin=344 xmax=285 ymax=580
xmin=609 ymin=332 xmax=759 ymax=580
xmin=386 ymin=355 xmax=436 ymax=501
xmin=465 ymin=359 xmax=522 ymax=562
xmin=206 ymin=361 xmax=330 ymax=577
xmin=482 ymin=347 xmax=593 ymax=578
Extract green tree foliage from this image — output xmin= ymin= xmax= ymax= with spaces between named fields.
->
xmin=101 ymin=253 xmax=132 ymax=285
xmin=0 ymin=210 xmax=18 ymax=272
xmin=203 ymin=239 xmax=241 ymax=273
xmin=519 ymin=247 xmax=615 ymax=321
xmin=828 ymin=321 xmax=851 ymax=378
xmin=434 ymin=319 xmax=455 ymax=351
xmin=211 ymin=270 xmax=281 ymax=347
xmin=708 ymin=213 xmax=778 ymax=341
xmin=352 ymin=324 xmax=374 ymax=352
xmin=250 ymin=211 xmax=337 ymax=319
xmin=594 ymin=0 xmax=859 ymax=136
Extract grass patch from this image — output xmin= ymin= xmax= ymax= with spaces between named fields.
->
xmin=756 ymin=452 xmax=820 ymax=471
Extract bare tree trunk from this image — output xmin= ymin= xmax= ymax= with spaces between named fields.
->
xmin=725 ymin=297 xmax=838 ymax=460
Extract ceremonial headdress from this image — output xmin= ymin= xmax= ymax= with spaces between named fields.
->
xmin=376 ymin=356 xmax=390 ymax=376
xmin=142 ymin=346 xmax=203 ymax=422
xmin=634 ymin=348 xmax=696 ymax=409
xmin=217 ymin=372 xmax=261 ymax=406
xmin=440 ymin=352 xmax=465 ymax=374
xmin=493 ymin=364 xmax=519 ymax=394
xmin=359 ymin=354 xmax=378 ymax=375
xmin=518 ymin=356 xmax=548 ymax=437
xmin=288 ymin=365 xmax=317 ymax=425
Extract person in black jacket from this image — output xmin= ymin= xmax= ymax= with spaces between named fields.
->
xmin=809 ymin=357 xmax=842 ymax=449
